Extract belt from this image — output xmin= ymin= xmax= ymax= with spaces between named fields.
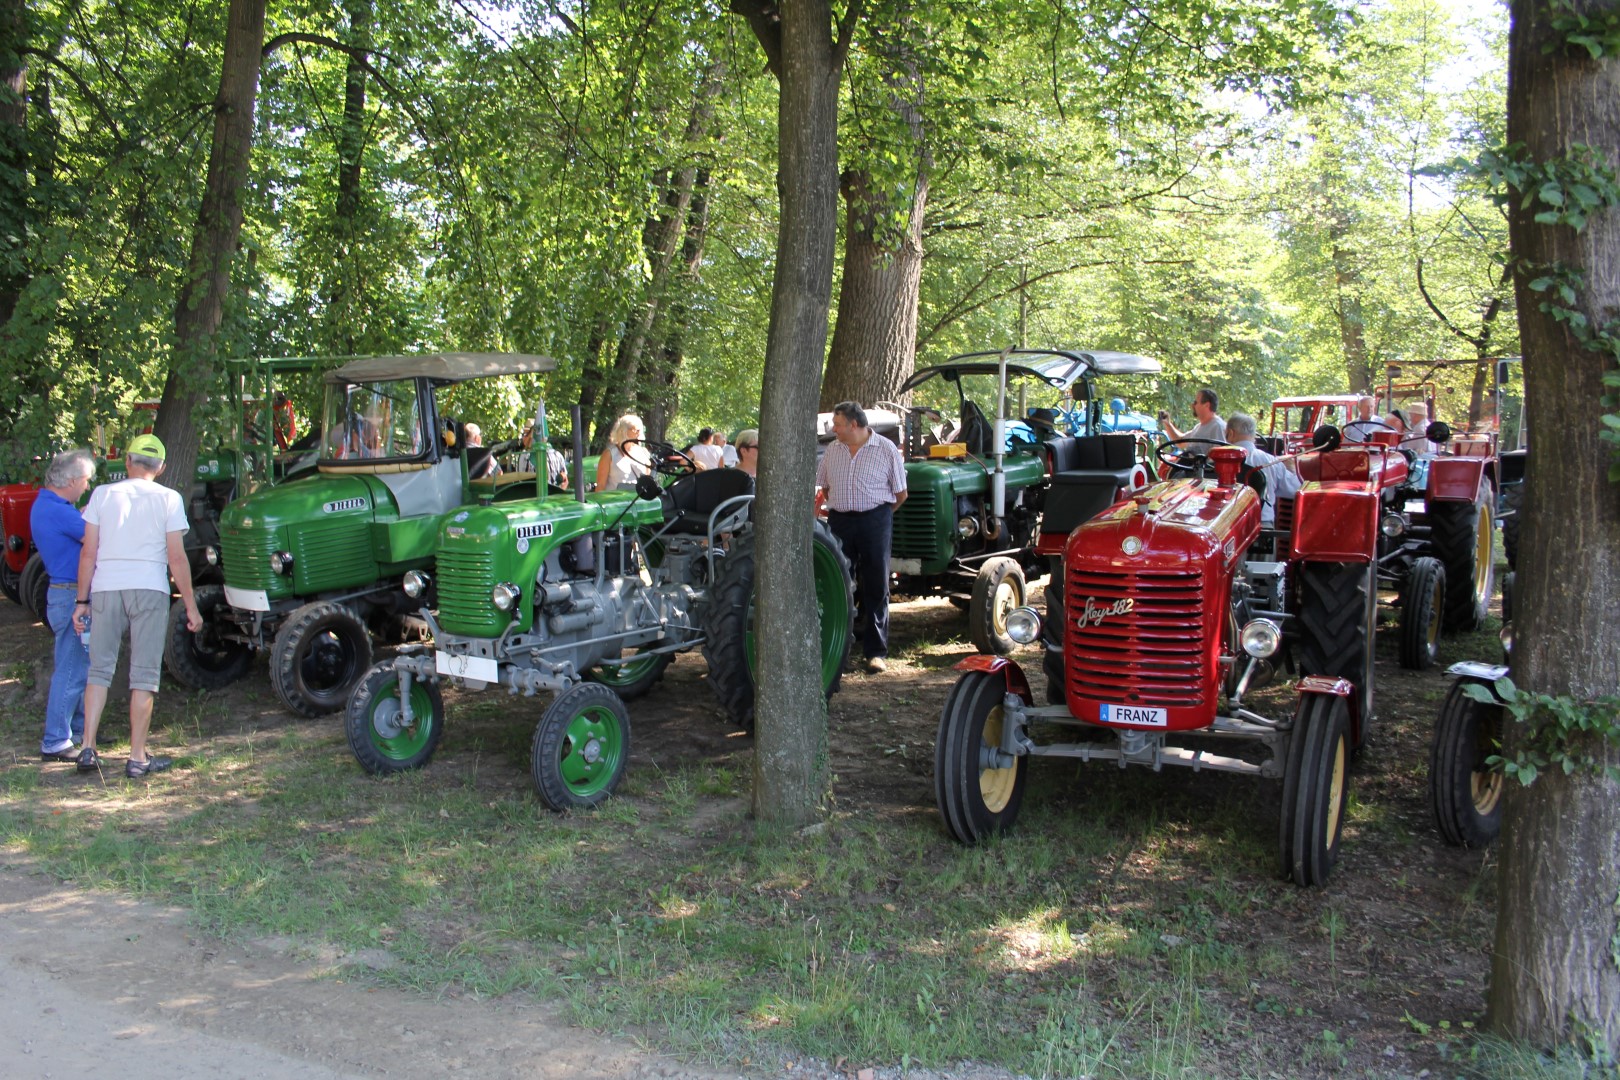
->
xmin=828 ymin=504 xmax=891 ymax=515
xmin=49 ymin=582 xmax=79 ymax=589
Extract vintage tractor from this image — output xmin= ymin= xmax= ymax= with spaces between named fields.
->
xmin=167 ymin=353 xmax=561 ymax=716
xmin=1266 ymin=395 xmax=1366 ymax=455
xmin=344 ymin=433 xmax=854 ymax=810
xmin=935 ymin=437 xmax=1394 ymax=887
xmin=878 ymin=348 xmax=1161 ymax=655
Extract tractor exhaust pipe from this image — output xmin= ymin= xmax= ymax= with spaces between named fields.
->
xmin=992 ymin=346 xmax=1011 ymax=519
xmin=572 ymin=405 xmax=586 ymax=501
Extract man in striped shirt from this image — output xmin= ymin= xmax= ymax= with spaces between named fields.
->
xmin=815 ymin=402 xmax=908 ymax=674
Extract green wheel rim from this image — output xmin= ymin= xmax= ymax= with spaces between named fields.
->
xmin=590 ymin=650 xmax=663 ymax=688
xmin=557 ymin=704 xmax=626 ymax=797
xmin=813 ymin=538 xmax=853 ymax=691
xmin=368 ymin=678 xmax=438 ymax=761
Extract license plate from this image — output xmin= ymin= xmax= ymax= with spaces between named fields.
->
xmin=224 ymin=585 xmax=270 ymax=612
xmin=436 ymin=650 xmax=499 ymax=684
xmin=1099 ymin=702 xmax=1168 ymax=727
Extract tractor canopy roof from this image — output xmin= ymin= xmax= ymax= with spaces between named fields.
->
xmin=324 ymin=353 xmax=558 ymax=387
xmin=898 ymin=348 xmax=1161 ymax=395
xmin=1272 ymin=395 xmax=1364 ymax=409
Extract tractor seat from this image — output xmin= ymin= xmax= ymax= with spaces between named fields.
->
xmin=662 ymin=468 xmax=754 ymax=535
xmin=951 ymin=400 xmax=994 ymax=457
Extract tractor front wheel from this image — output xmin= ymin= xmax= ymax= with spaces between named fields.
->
xmin=164 ymin=585 xmax=253 ymax=690
xmin=1430 ymin=482 xmax=1494 ymax=632
xmin=1397 ymin=557 xmax=1445 ymax=671
xmin=1429 ymin=680 xmax=1503 ymax=848
xmin=1295 ymin=562 xmax=1376 ymax=750
xmin=20 ymin=552 xmax=48 ymax=625
xmin=346 ymin=662 xmax=445 ymax=774
xmin=969 ymin=557 xmax=1025 ymax=656
xmin=531 ymin=682 xmax=631 ymax=811
xmin=934 ymin=670 xmax=1029 ymax=844
xmin=1278 ymin=694 xmax=1351 ymax=887
xmin=271 ymin=601 xmax=374 ymax=717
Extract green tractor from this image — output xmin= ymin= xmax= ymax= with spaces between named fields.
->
xmin=345 ymin=418 xmax=855 ymax=810
xmin=874 ymin=348 xmax=1162 ymax=654
xmin=165 ymin=353 xmax=557 ymax=716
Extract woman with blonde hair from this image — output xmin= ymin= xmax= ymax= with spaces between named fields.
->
xmin=732 ymin=429 xmax=760 ymax=478
xmin=596 ymin=413 xmax=653 ymax=490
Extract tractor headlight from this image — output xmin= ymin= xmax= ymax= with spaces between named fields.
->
xmin=1239 ymin=619 xmax=1282 ymax=659
xmin=957 ymin=515 xmax=979 ymax=539
xmin=492 ymin=582 xmax=521 ymax=611
xmin=1005 ymin=606 xmax=1042 ymax=645
xmin=8 ymin=533 xmax=25 ymax=551
xmin=1380 ymin=513 xmax=1406 ymax=538
xmin=204 ymin=545 xmax=219 ymax=566
xmin=269 ymin=550 xmax=294 ymax=575
xmin=403 ymin=570 xmax=431 ymax=598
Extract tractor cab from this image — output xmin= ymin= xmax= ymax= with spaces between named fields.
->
xmin=1268 ymin=395 xmax=1364 ymax=454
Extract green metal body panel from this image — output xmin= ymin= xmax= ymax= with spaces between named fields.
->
xmin=436 ymin=492 xmax=664 ymax=638
xmin=220 ymin=472 xmax=404 ymax=599
xmin=892 ymin=452 xmax=1045 ymax=574
xmin=103 ymin=449 xmax=238 ymax=485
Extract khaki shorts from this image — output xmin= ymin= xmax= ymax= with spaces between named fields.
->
xmin=88 ymin=589 xmax=170 ymax=693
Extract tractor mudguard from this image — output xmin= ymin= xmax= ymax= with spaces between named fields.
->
xmin=1445 ymin=660 xmax=1509 ymax=686
xmin=1296 ymin=674 xmax=1362 ymax=741
xmin=953 ymin=654 xmax=1033 ymax=700
xmin=1289 ymin=485 xmax=1377 ymax=563
xmin=1426 ymin=457 xmax=1488 ymax=503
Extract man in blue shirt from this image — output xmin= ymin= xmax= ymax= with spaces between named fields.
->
xmin=29 ymin=449 xmax=97 ymax=761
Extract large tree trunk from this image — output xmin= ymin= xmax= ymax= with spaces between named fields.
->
xmin=0 ymin=0 xmax=27 ymax=330
xmin=639 ymin=168 xmax=712 ymax=439
xmin=736 ymin=0 xmax=853 ymax=826
xmin=153 ymin=0 xmax=267 ymax=493
xmin=325 ymin=0 xmax=370 ymax=356
xmin=1488 ymin=0 xmax=1620 ymax=1057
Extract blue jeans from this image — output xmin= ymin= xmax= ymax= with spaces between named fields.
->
xmin=43 ymin=588 xmax=87 ymax=752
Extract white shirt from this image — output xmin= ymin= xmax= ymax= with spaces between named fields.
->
xmin=1231 ymin=439 xmax=1300 ymax=525
xmin=721 ymin=443 xmax=739 ymax=468
xmin=688 ymin=442 xmax=725 ymax=471
xmin=608 ymin=444 xmax=652 ymax=487
xmin=83 ymin=477 xmax=188 ymax=593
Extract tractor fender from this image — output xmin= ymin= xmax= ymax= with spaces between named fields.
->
xmin=1445 ymin=660 xmax=1510 ymax=689
xmin=953 ymin=654 xmax=1034 ymax=700
xmin=1426 ymin=457 xmax=1488 ymax=503
xmin=1296 ymin=674 xmax=1363 ymax=742
xmin=1289 ymin=484 xmax=1377 ymax=563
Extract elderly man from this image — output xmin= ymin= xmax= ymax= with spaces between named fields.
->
xmin=1401 ymin=402 xmax=1437 ymax=454
xmin=72 ymin=434 xmax=202 ymax=778
xmin=31 ymin=449 xmax=97 ymax=762
xmin=815 ymin=402 xmax=908 ymax=674
xmin=1159 ymin=388 xmax=1226 ymax=451
xmin=1226 ymin=413 xmax=1301 ymax=526
xmin=687 ymin=428 xmax=724 ymax=471
xmin=1343 ymin=395 xmax=1384 ymax=442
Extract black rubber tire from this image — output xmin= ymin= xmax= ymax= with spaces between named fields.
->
xmin=531 ymin=682 xmax=631 ymax=811
xmin=1278 ymin=693 xmax=1351 ymax=887
xmin=1040 ymin=555 xmax=1066 ymax=704
xmin=0 ymin=556 xmax=20 ymax=604
xmin=1499 ymin=483 xmax=1522 ymax=570
xmin=968 ymin=556 xmax=1025 ymax=656
xmin=270 ymin=600 xmax=374 ymax=717
xmin=934 ymin=670 xmax=1029 ymax=844
xmin=20 ymin=551 xmax=48 ymax=625
xmin=1295 ymin=562 xmax=1376 ymax=750
xmin=1501 ymin=571 xmax=1515 ymax=625
xmin=346 ymin=661 xmax=445 ymax=774
xmin=701 ymin=521 xmax=853 ymax=729
xmin=585 ymin=648 xmax=673 ymax=701
xmin=1397 ymin=557 xmax=1445 ymax=672
xmin=1430 ymin=482 xmax=1494 ymax=633
xmin=163 ymin=584 xmax=253 ymax=690
xmin=1429 ymin=679 xmax=1504 ymax=848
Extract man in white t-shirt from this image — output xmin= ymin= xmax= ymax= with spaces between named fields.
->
xmin=687 ymin=428 xmax=725 ymax=471
xmin=71 ymin=434 xmax=202 ymax=779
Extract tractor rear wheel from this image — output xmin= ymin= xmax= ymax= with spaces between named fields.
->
xmin=701 ymin=521 xmax=853 ymax=729
xmin=271 ymin=600 xmax=373 ymax=717
xmin=164 ymin=585 xmax=253 ymax=690
xmin=20 ymin=552 xmax=48 ymax=625
xmin=531 ymin=682 xmax=630 ymax=811
xmin=1278 ymin=694 xmax=1351 ymax=887
xmin=1429 ymin=680 xmax=1503 ymax=848
xmin=968 ymin=557 xmax=1025 ymax=656
xmin=0 ymin=557 xmax=20 ymax=604
xmin=1499 ymin=483 xmax=1522 ymax=570
xmin=1397 ymin=557 xmax=1445 ymax=671
xmin=585 ymin=648 xmax=672 ymax=701
xmin=1430 ymin=482 xmax=1494 ymax=632
xmin=346 ymin=661 xmax=444 ymax=774
xmin=934 ymin=670 xmax=1029 ymax=843
xmin=1295 ymin=562 xmax=1376 ymax=750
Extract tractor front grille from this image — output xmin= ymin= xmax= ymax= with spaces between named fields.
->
xmin=891 ymin=489 xmax=938 ymax=558
xmin=437 ymin=548 xmax=497 ymax=629
xmin=220 ymin=527 xmax=281 ymax=592
xmin=291 ymin=518 xmax=375 ymax=592
xmin=1066 ymin=567 xmax=1209 ymax=709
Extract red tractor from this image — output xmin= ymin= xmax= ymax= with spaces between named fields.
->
xmin=934 ymin=437 xmax=1399 ymax=887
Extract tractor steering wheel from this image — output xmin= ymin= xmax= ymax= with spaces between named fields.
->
xmin=624 ymin=438 xmax=697 ymax=478
xmin=1341 ymin=417 xmax=1396 ymax=443
xmin=1154 ymin=437 xmax=1218 ymax=478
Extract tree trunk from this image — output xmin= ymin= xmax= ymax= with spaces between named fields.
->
xmin=0 ymin=0 xmax=27 ymax=330
xmin=737 ymin=0 xmax=852 ymax=826
xmin=152 ymin=0 xmax=267 ymax=493
xmin=1332 ymin=241 xmax=1373 ymax=393
xmin=325 ymin=0 xmax=370 ymax=356
xmin=1488 ymin=0 xmax=1620 ymax=1057
xmin=639 ymin=168 xmax=712 ymax=439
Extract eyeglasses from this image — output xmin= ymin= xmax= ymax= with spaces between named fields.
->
xmin=740 ymin=444 xmax=759 ymax=451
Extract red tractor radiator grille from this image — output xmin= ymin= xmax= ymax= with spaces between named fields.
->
xmin=1065 ymin=568 xmax=1208 ymax=709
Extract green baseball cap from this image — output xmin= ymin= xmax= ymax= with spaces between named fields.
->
xmin=127 ymin=433 xmax=166 ymax=461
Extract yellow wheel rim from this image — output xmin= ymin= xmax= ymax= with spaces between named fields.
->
xmin=1324 ymin=735 xmax=1346 ymax=848
xmin=979 ymin=707 xmax=1017 ymax=813
xmin=1472 ymin=500 xmax=1492 ymax=598
xmin=1472 ymin=708 xmax=1504 ymax=816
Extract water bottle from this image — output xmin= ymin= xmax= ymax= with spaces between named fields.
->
xmin=78 ymin=611 xmax=91 ymax=648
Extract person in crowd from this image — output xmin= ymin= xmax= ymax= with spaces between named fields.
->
xmin=596 ymin=413 xmax=653 ymax=490
xmin=520 ymin=424 xmax=569 ymax=490
xmin=1159 ymin=388 xmax=1226 ymax=451
xmin=31 ymin=449 xmax=97 ymax=762
xmin=732 ymin=429 xmax=760 ymax=478
xmin=717 ymin=430 xmax=739 ymax=468
xmin=1226 ymin=413 xmax=1301 ymax=526
xmin=272 ymin=391 xmax=299 ymax=450
xmin=1343 ymin=395 xmax=1384 ymax=442
xmin=464 ymin=422 xmax=499 ymax=479
xmin=72 ymin=434 xmax=202 ymax=779
xmin=1401 ymin=402 xmax=1436 ymax=453
xmin=687 ymin=428 xmax=724 ymax=471
xmin=814 ymin=402 xmax=907 ymax=674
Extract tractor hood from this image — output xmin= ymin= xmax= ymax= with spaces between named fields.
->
xmin=1073 ymin=478 xmax=1262 ymax=572
xmin=220 ymin=471 xmax=403 ymax=602
xmin=222 ymin=471 xmax=391 ymax=530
